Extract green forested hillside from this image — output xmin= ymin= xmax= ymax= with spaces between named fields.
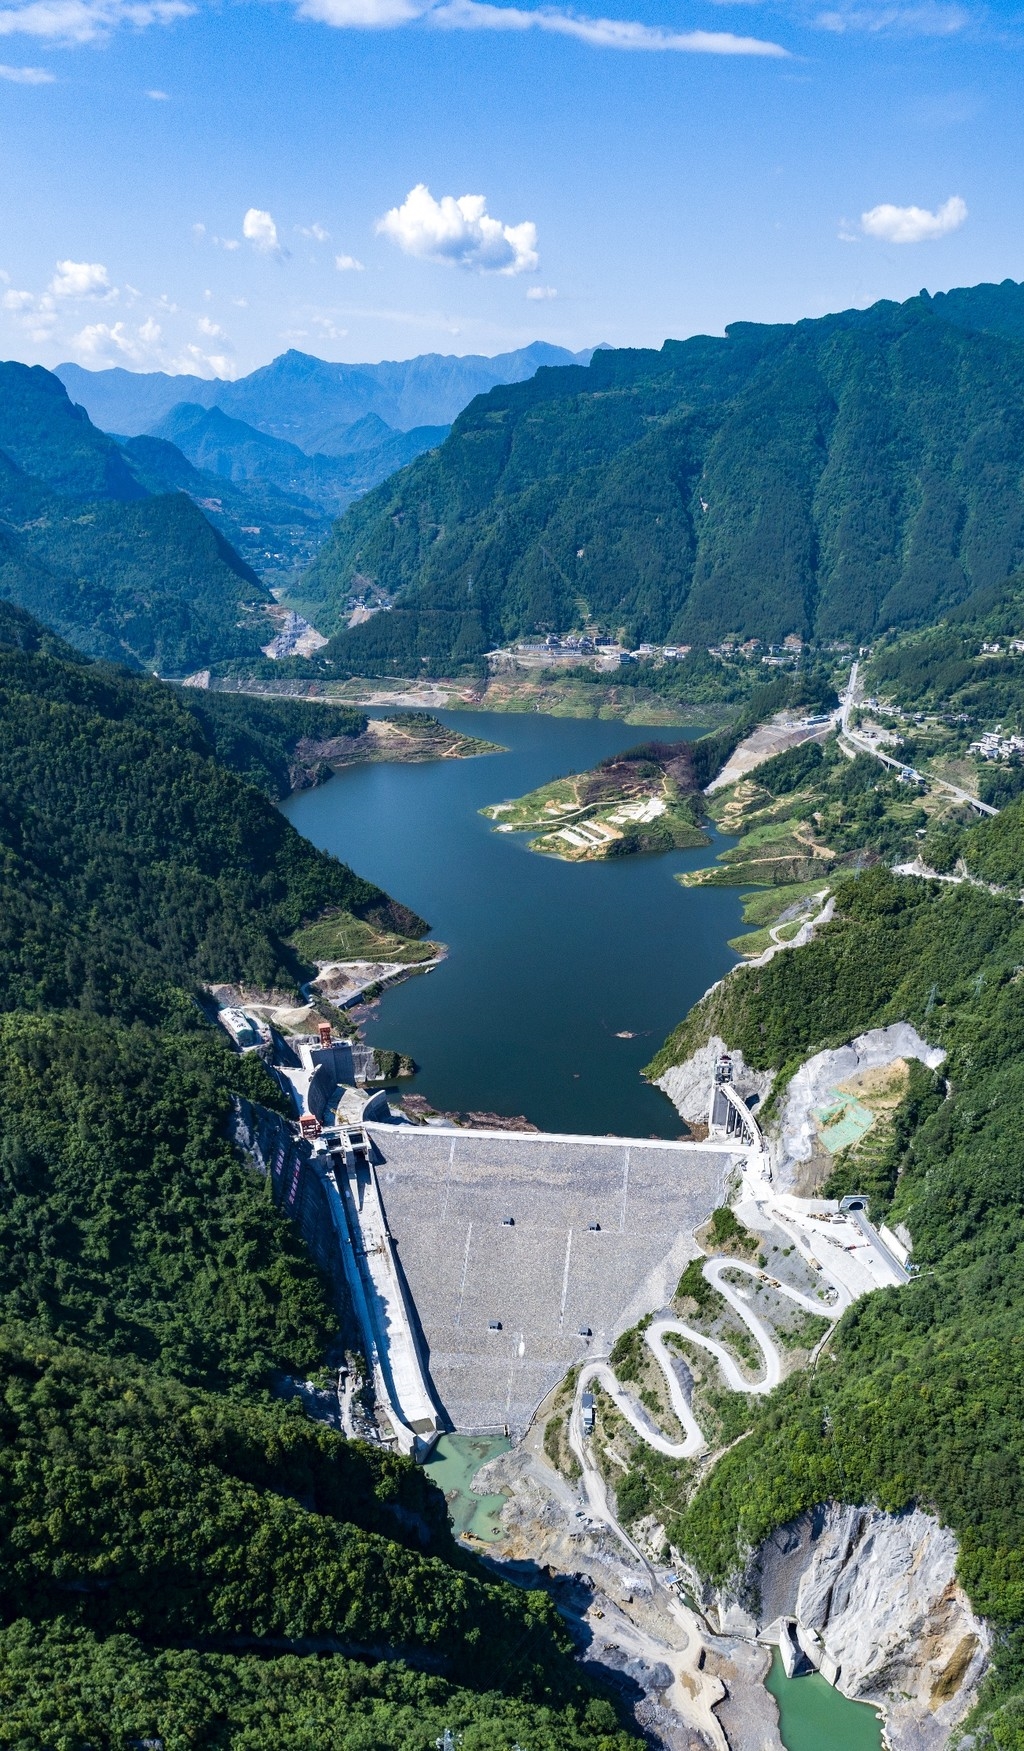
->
xmin=648 ymin=862 xmax=1024 ymax=1737
xmin=0 ymin=360 xmax=275 ymax=669
xmin=0 ymin=599 xmax=633 ymax=1750
xmin=303 ymin=280 xmax=1024 ymax=674
xmin=0 ymin=601 xmax=421 ymax=1017
xmin=0 ymin=359 xmax=145 ymax=499
xmin=120 ymin=430 xmax=332 ymax=585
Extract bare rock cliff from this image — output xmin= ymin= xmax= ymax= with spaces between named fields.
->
xmin=704 ymin=1503 xmax=989 ymax=1751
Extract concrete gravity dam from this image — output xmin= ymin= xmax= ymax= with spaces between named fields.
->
xmin=364 ymin=1123 xmax=736 ymax=1438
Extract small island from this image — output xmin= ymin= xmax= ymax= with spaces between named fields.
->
xmin=483 ymin=741 xmax=709 ymax=860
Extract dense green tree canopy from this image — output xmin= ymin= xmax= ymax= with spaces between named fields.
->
xmin=303 ymin=283 xmax=1024 ymax=673
xmin=0 ymin=601 xmax=422 ymax=1017
xmin=0 ymin=599 xmax=635 ymax=1749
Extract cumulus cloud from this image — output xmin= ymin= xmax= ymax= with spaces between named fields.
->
xmin=526 ymin=284 xmax=557 ymax=299
xmin=243 ymin=206 xmax=285 ymax=256
xmin=296 ymin=222 xmax=330 ymax=240
xmin=377 ymin=183 xmax=538 ymax=275
xmin=295 ymin=0 xmax=786 ymax=50
xmin=297 ymin=0 xmax=427 ymax=23
xmin=197 ymin=313 xmax=224 ymax=337
xmin=145 ymin=85 xmax=168 ymax=96
xmin=0 ymin=58 xmax=53 ymax=75
xmin=72 ymin=315 xmax=162 ymax=362
xmin=50 ymin=258 xmax=112 ymax=297
xmin=0 ymin=0 xmax=191 ymax=44
xmin=69 ymin=314 xmax=233 ymax=376
xmin=860 ymin=194 xmax=967 ymax=243
xmin=335 ymin=252 xmax=365 ymax=271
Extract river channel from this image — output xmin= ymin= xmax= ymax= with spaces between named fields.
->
xmin=283 ymin=707 xmax=884 ymax=1751
xmin=282 ymin=708 xmax=745 ymax=1137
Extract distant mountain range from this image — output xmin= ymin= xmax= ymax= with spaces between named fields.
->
xmin=51 ymin=342 xmax=592 ymax=588
xmin=148 ymin=401 xmax=448 ymax=514
xmin=55 ymin=341 xmax=594 ymax=448
xmin=0 ymin=361 xmax=272 ymax=671
xmin=300 ymin=278 xmax=1024 ymax=676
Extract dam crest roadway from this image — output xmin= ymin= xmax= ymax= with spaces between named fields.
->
xmin=272 ymin=1031 xmax=908 ymax=1462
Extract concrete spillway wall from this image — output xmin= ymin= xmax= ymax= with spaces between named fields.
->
xmin=308 ymin=1133 xmax=442 ymax=1456
xmin=229 ymin=1096 xmax=357 ymax=1337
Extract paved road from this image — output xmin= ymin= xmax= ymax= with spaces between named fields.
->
xmin=841 ymin=660 xmax=998 ymax=817
xmin=572 ymin=1252 xmax=844 ymax=1462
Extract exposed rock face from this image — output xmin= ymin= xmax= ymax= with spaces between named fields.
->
xmin=656 ymin=1034 xmax=774 ymax=1129
xmin=708 ymin=1504 xmax=990 ymax=1751
xmin=779 ymin=1024 xmax=946 ymax=1185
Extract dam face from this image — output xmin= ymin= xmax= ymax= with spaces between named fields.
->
xmin=367 ymin=1125 xmax=736 ymax=1436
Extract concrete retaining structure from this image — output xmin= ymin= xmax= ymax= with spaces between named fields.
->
xmin=324 ymin=1126 xmax=443 ymax=1456
xmin=363 ymin=1122 xmax=741 ymax=1436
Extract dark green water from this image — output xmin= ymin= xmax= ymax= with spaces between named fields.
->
xmin=282 ymin=709 xmax=744 ymax=1138
xmin=766 ymin=1649 xmax=883 ymax=1751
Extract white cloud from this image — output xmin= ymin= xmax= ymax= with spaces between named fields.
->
xmin=297 ymin=0 xmax=426 ymax=24
xmin=433 ymin=0 xmax=788 ymax=51
xmin=335 ymin=252 xmax=365 ymax=271
xmin=377 ymin=183 xmax=538 ymax=275
xmin=71 ymin=317 xmax=157 ymax=362
xmin=296 ymin=222 xmax=330 ymax=240
xmin=296 ymin=0 xmax=787 ymax=52
xmin=1 ymin=287 xmax=34 ymax=309
xmin=526 ymin=284 xmax=557 ymax=299
xmin=0 ymin=58 xmax=53 ymax=75
xmin=243 ymin=206 xmax=284 ymax=256
xmin=0 ymin=0 xmax=191 ymax=44
xmin=50 ymin=258 xmax=112 ymax=297
xmin=197 ymin=313 xmax=224 ymax=337
xmin=145 ymin=85 xmax=168 ymax=96
xmin=68 ymin=314 xmax=234 ymax=377
xmin=815 ymin=0 xmax=967 ymax=31
xmin=860 ymin=194 xmax=967 ymax=243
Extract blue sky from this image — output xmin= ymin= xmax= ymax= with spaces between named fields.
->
xmin=0 ymin=0 xmax=1020 ymax=375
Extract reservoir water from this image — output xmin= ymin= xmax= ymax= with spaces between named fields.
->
xmin=282 ymin=709 xmax=744 ymax=1137
xmin=766 ymin=1649 xmax=883 ymax=1751
xmin=284 ymin=712 xmax=886 ymax=1751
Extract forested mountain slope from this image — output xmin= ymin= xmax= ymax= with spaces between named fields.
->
xmin=302 ymin=279 xmax=1024 ymax=675
xmin=646 ymin=857 xmax=1024 ymax=1742
xmin=0 ymin=361 xmax=275 ymax=670
xmin=0 ymin=598 xmax=632 ymax=1748
xmin=0 ymin=602 xmax=422 ymax=1017
xmin=150 ymin=400 xmax=448 ymax=512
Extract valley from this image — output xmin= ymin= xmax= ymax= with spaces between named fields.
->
xmin=6 ymin=287 xmax=1024 ymax=1751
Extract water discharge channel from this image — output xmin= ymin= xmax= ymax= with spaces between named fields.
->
xmin=282 ymin=707 xmax=883 ymax=1751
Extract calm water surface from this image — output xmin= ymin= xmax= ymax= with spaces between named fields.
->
xmin=423 ymin=1433 xmax=511 ymax=1541
xmin=766 ymin=1649 xmax=883 ymax=1751
xmin=282 ymin=709 xmax=744 ymax=1137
